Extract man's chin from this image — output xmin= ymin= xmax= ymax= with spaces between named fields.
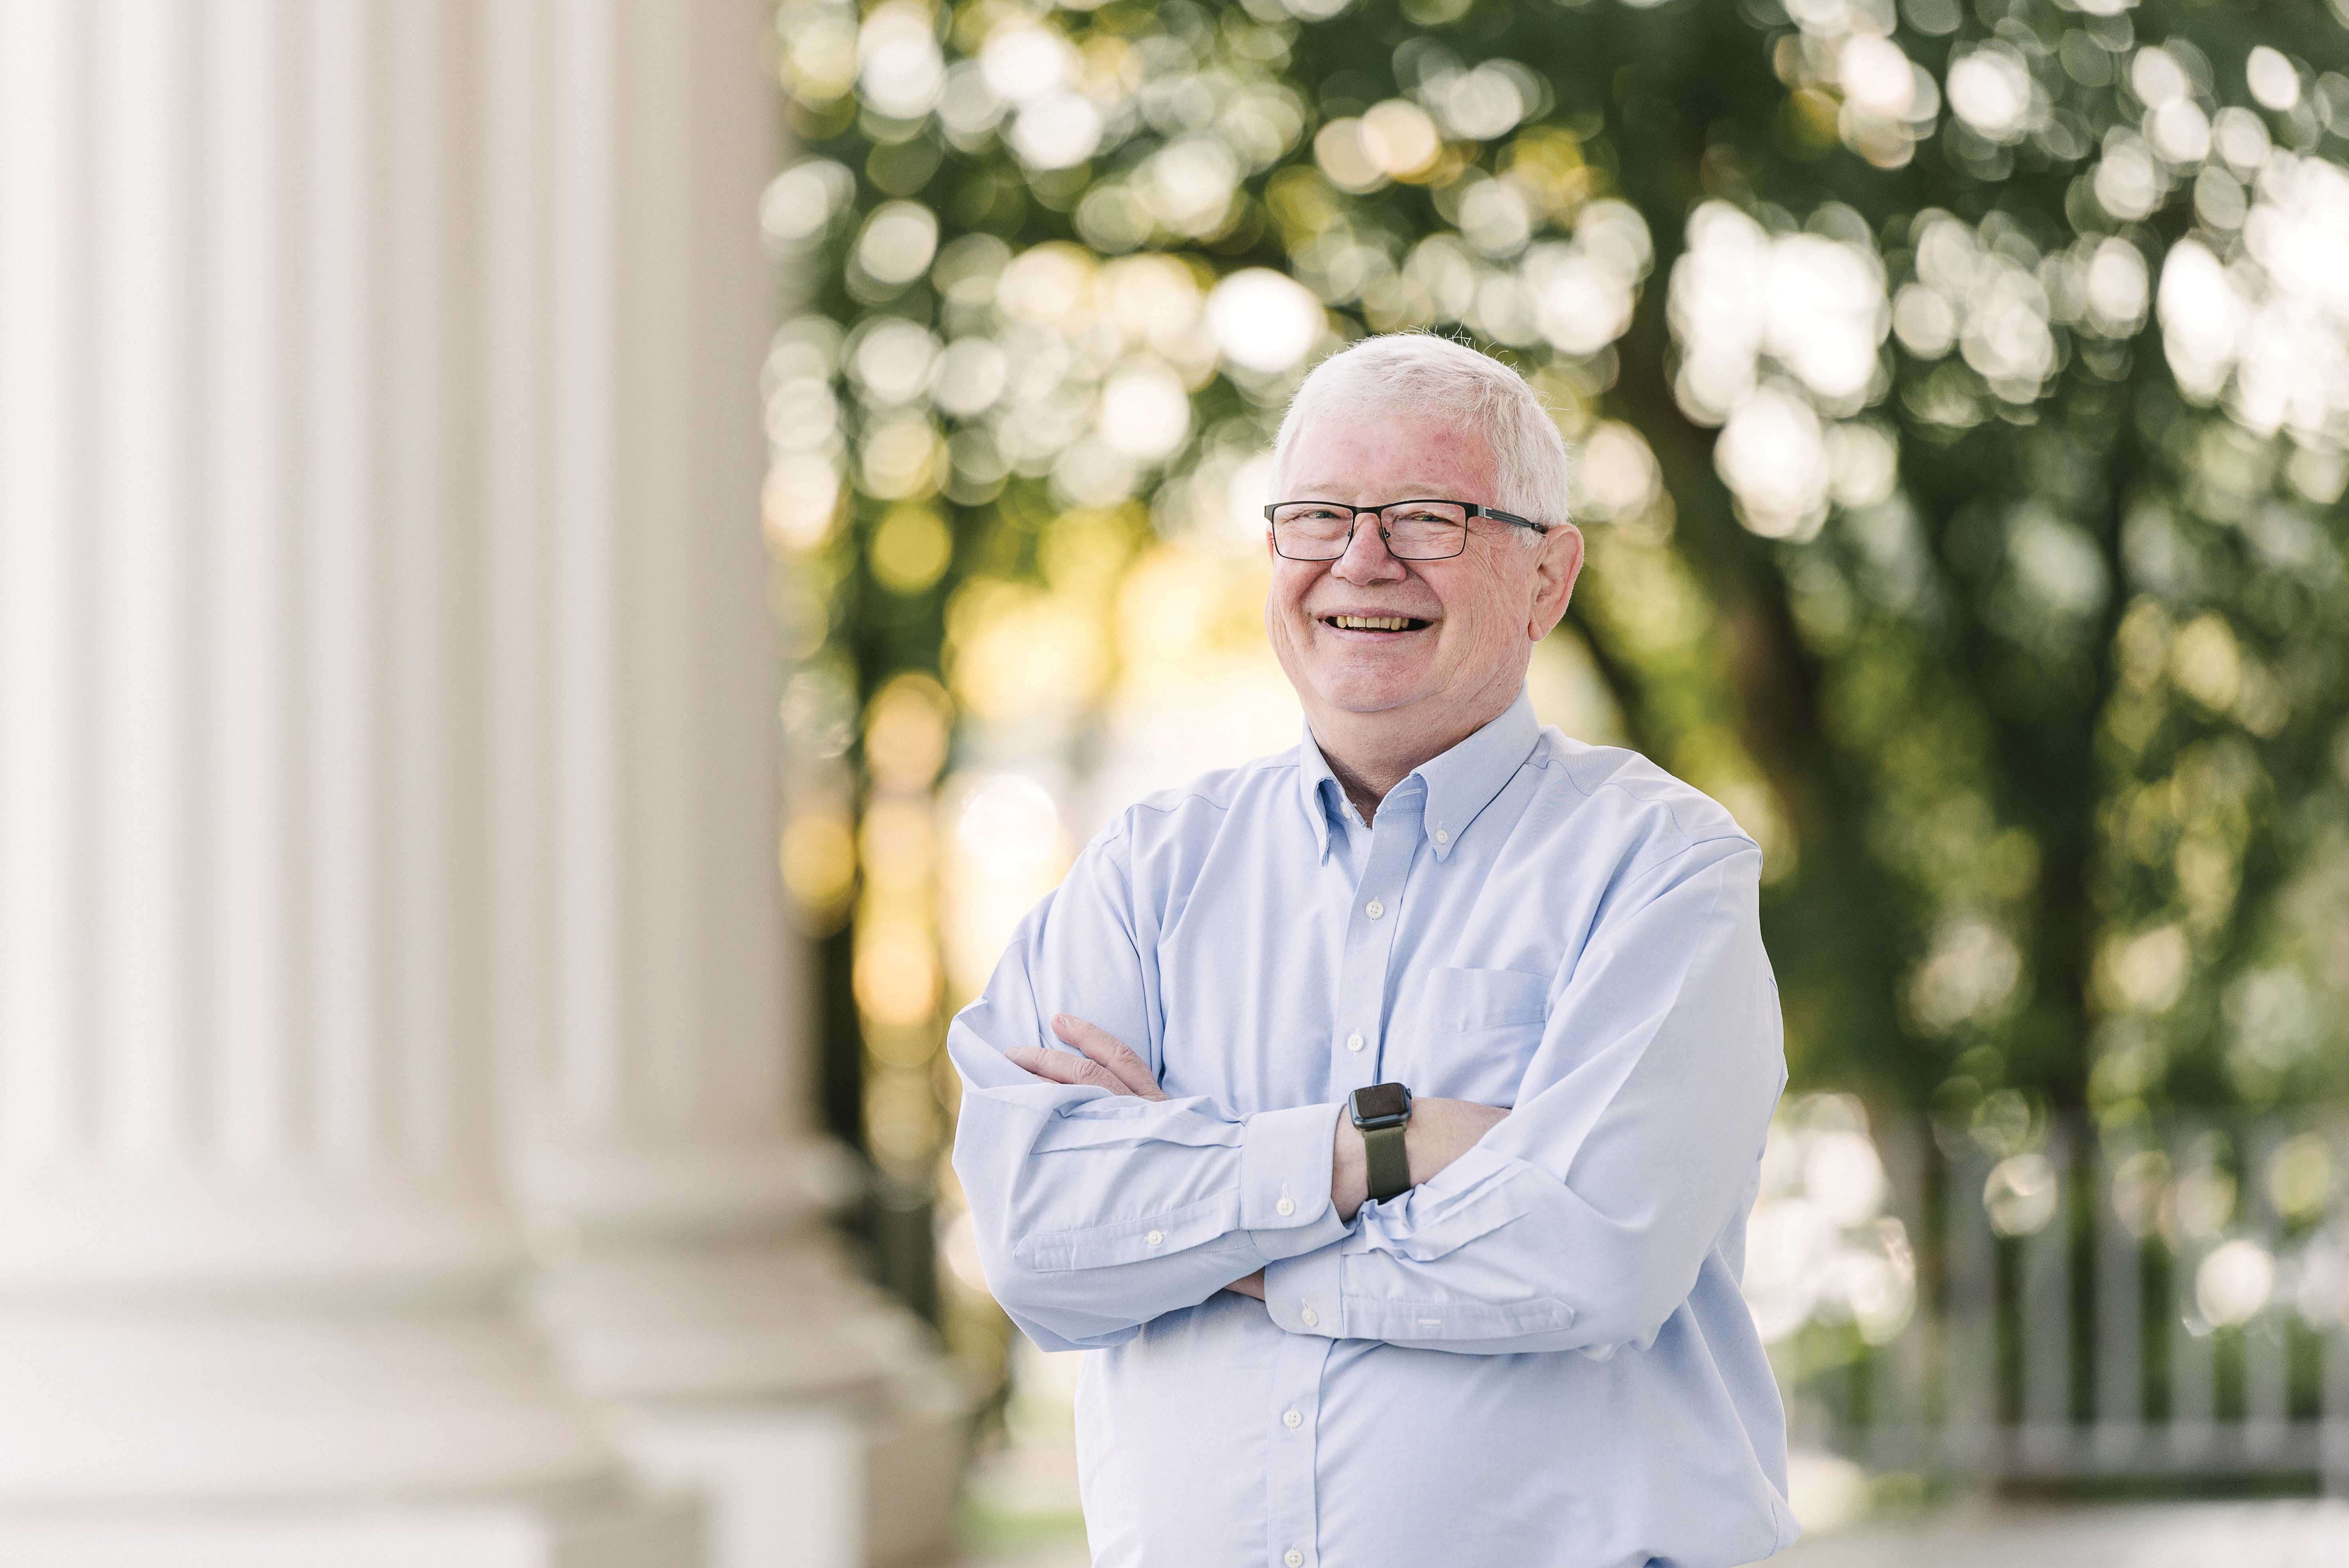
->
xmin=1305 ymin=676 xmax=1432 ymax=718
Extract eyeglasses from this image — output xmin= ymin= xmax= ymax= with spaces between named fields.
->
xmin=1263 ymin=498 xmax=1548 ymax=562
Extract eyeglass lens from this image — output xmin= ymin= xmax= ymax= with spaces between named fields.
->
xmin=1270 ymin=502 xmax=1469 ymax=560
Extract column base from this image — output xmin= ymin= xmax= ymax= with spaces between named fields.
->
xmin=0 ymin=1485 xmax=701 ymax=1568
xmin=518 ymin=1141 xmax=979 ymax=1564
xmin=614 ymin=1365 xmax=975 ymax=1568
xmin=528 ymin=1231 xmax=894 ymax=1400
xmin=0 ymin=1302 xmax=618 ymax=1502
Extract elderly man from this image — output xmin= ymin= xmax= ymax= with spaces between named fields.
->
xmin=948 ymin=334 xmax=1795 ymax=1568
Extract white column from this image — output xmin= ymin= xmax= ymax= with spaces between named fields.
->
xmin=487 ymin=5 xmax=969 ymax=1567
xmin=0 ymin=1 xmax=693 ymax=1560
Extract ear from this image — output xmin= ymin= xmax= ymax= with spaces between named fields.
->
xmin=1526 ymin=522 xmax=1585 ymax=642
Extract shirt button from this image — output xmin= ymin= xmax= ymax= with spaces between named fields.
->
xmin=1364 ymin=898 xmax=1384 ymax=920
xmin=1275 ymin=1197 xmax=1295 ymax=1217
xmin=1346 ymin=1032 xmax=1364 ymax=1052
xmin=1434 ymin=828 xmax=1449 ymax=845
xmin=1300 ymin=1306 xmax=1319 ymax=1327
xmin=1283 ymin=1408 xmax=1302 ymax=1428
xmin=1145 ymin=1229 xmax=1164 ymax=1246
xmin=1286 ymin=1551 xmax=1304 ymax=1568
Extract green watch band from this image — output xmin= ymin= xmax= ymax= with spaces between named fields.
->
xmin=1362 ymin=1122 xmax=1411 ymax=1203
xmin=1350 ymin=1082 xmax=1414 ymax=1204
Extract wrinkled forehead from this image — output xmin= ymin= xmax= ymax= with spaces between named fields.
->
xmin=1273 ymin=406 xmax=1496 ymax=500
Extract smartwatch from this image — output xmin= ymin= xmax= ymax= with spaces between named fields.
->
xmin=1349 ymin=1082 xmax=1414 ymax=1204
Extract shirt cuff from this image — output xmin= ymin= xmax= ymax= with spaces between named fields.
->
xmin=1239 ymin=1101 xmax=1349 ymax=1263
xmin=1263 ymin=1245 xmax=1344 ymax=1338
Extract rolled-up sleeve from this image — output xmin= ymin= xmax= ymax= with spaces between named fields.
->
xmin=950 ymin=823 xmax=1350 ymax=1353
xmin=1263 ymin=837 xmax=1785 ymax=1357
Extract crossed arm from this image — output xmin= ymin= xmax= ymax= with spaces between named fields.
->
xmin=947 ymin=825 xmax=1786 ymax=1358
xmin=1009 ymin=1013 xmax=1509 ymax=1298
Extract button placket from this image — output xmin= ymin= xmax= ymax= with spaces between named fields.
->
xmin=1332 ymin=784 xmax=1422 ymax=1090
xmin=1264 ymin=1331 xmax=1329 ymax=1568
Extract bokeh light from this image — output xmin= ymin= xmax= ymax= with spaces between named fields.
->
xmin=773 ymin=0 xmax=2349 ymax=1534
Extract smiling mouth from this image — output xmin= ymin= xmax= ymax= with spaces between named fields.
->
xmin=1322 ymin=614 xmax=1431 ymax=632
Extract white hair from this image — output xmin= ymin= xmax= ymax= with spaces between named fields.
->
xmin=1268 ymin=333 xmax=1572 ymax=541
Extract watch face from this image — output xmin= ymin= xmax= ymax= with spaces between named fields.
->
xmin=1352 ymin=1082 xmax=1411 ymax=1127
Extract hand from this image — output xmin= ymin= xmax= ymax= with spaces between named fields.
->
xmin=1332 ymin=1097 xmax=1509 ymax=1224
xmin=1404 ymin=1097 xmax=1512 ymax=1188
xmin=1002 ymin=1015 xmax=1166 ymax=1101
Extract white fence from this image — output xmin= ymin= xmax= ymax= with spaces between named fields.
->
xmin=1759 ymin=1104 xmax=2349 ymax=1491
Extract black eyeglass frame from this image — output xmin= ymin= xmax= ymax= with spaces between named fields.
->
xmin=1262 ymin=498 xmax=1550 ymax=562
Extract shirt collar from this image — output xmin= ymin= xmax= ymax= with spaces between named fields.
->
xmin=1294 ymin=687 xmax=1542 ymax=864
xmin=1296 ymin=725 xmax=1344 ymax=863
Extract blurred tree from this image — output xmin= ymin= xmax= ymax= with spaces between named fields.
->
xmin=770 ymin=0 xmax=2349 ymax=1265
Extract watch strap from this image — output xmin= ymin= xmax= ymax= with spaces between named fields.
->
xmin=1362 ymin=1122 xmax=1411 ymax=1203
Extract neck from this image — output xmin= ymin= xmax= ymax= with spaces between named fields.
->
xmin=1311 ymin=680 xmax=1520 ymax=825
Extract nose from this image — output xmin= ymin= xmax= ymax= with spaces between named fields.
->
xmin=1330 ymin=512 xmax=1407 ymax=585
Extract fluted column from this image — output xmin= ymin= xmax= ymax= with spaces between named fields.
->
xmin=485 ymin=4 xmax=968 ymax=1566
xmin=0 ymin=1 xmax=691 ymax=1559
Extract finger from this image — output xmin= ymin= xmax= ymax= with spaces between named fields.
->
xmin=1004 ymin=1045 xmax=1087 ymax=1084
xmin=1052 ymin=1014 xmax=1161 ymax=1097
xmin=1003 ymin=1045 xmax=1122 ymax=1094
xmin=1053 ymin=1015 xmax=1166 ymax=1101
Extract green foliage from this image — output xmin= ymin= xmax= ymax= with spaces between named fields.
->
xmin=776 ymin=0 xmax=2349 ymax=1134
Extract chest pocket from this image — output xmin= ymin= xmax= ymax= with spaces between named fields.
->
xmin=1426 ymin=965 xmax=1549 ymax=1032
xmin=1413 ymin=965 xmax=1549 ymax=1105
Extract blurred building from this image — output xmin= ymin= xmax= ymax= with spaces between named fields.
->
xmin=0 ymin=2 xmax=961 ymax=1563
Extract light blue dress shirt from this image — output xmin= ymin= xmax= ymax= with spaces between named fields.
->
xmin=949 ymin=690 xmax=1798 ymax=1568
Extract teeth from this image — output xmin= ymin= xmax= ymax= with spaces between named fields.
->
xmin=1331 ymin=615 xmax=1413 ymax=631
